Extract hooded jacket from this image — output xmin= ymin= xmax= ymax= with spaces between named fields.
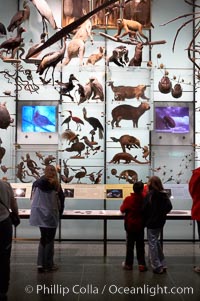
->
xmin=30 ymin=176 xmax=65 ymax=228
xmin=143 ymin=190 xmax=172 ymax=229
xmin=120 ymin=191 xmax=146 ymax=233
xmin=189 ymin=167 xmax=200 ymax=221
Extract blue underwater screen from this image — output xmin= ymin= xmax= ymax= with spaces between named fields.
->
xmin=22 ymin=105 xmax=57 ymax=132
xmin=155 ymin=106 xmax=189 ymax=133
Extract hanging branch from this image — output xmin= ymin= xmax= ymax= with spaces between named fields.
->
xmin=99 ymin=32 xmax=166 ymax=46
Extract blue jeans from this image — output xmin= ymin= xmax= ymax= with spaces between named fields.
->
xmin=37 ymin=227 xmax=57 ymax=269
xmin=147 ymin=228 xmax=166 ymax=270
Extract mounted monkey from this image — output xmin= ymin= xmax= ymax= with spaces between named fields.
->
xmin=114 ymin=18 xmax=148 ymax=42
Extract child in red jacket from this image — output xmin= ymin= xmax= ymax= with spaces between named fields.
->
xmin=120 ymin=181 xmax=147 ymax=271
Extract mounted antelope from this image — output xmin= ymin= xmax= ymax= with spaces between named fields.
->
xmin=62 ymin=9 xmax=93 ymax=67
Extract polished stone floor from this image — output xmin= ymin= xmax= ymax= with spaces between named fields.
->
xmin=8 ymin=242 xmax=200 ymax=301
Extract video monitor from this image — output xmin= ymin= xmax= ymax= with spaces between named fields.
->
xmin=17 ymin=101 xmax=58 ymax=144
xmin=151 ymin=102 xmax=194 ymax=145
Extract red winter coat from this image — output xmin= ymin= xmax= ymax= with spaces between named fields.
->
xmin=120 ymin=192 xmax=146 ymax=233
xmin=189 ymin=167 xmax=200 ymax=221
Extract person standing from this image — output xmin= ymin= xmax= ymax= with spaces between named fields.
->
xmin=0 ymin=179 xmax=19 ymax=301
xmin=120 ymin=181 xmax=148 ymax=271
xmin=30 ymin=165 xmax=65 ymax=273
xmin=143 ymin=176 xmax=172 ymax=274
xmin=189 ymin=167 xmax=200 ymax=273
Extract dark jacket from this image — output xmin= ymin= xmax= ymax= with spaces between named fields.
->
xmin=120 ymin=192 xmax=146 ymax=233
xmin=143 ymin=190 xmax=172 ymax=229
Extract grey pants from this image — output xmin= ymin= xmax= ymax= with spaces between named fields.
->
xmin=147 ymin=228 xmax=166 ymax=270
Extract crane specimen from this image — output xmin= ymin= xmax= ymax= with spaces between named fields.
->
xmin=29 ymin=0 xmax=58 ymax=34
xmin=7 ymin=0 xmax=30 ymax=32
xmin=82 ymin=107 xmax=104 ymax=139
xmin=36 ymin=38 xmax=66 ymax=85
xmin=62 ymin=110 xmax=84 ymax=131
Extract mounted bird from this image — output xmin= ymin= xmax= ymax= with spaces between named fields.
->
xmin=80 ymin=136 xmax=98 ymax=150
xmin=36 ymin=38 xmax=66 ymax=85
xmin=29 ymin=0 xmax=58 ymax=34
xmin=65 ymin=110 xmax=84 ymax=131
xmin=82 ymin=107 xmax=104 ymax=139
xmin=73 ymin=166 xmax=87 ymax=183
xmin=55 ymin=74 xmax=78 ymax=101
xmin=61 ymin=129 xmax=79 ymax=144
xmin=0 ymin=27 xmax=25 ymax=58
xmin=25 ymin=32 xmax=47 ymax=59
xmin=7 ymin=0 xmax=30 ymax=32
xmin=0 ymin=22 xmax=7 ymax=36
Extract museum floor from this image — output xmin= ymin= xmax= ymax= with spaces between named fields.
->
xmin=8 ymin=241 xmax=200 ymax=301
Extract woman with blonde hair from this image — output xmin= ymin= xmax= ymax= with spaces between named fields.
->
xmin=30 ymin=165 xmax=65 ymax=273
xmin=143 ymin=176 xmax=172 ymax=274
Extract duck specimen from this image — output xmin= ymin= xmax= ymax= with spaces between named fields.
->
xmin=82 ymin=107 xmax=104 ymax=139
xmin=55 ymin=74 xmax=78 ymax=101
xmin=36 ymin=38 xmax=66 ymax=85
xmin=0 ymin=27 xmax=25 ymax=58
xmin=7 ymin=0 xmax=30 ymax=32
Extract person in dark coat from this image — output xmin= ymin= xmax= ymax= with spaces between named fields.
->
xmin=120 ymin=181 xmax=148 ymax=271
xmin=30 ymin=165 xmax=65 ymax=273
xmin=0 ymin=179 xmax=19 ymax=301
xmin=143 ymin=176 xmax=172 ymax=274
xmin=189 ymin=167 xmax=200 ymax=273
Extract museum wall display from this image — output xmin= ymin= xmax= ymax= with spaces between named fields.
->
xmin=0 ymin=0 xmax=199 ymax=240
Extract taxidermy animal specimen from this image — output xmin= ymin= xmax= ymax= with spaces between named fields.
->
xmin=29 ymin=0 xmax=58 ymax=33
xmin=55 ymin=74 xmax=78 ymax=101
xmin=142 ymin=146 xmax=150 ymax=161
xmin=110 ymin=135 xmax=141 ymax=152
xmin=89 ymin=77 xmax=104 ymax=102
xmin=7 ymin=0 xmax=30 ymax=32
xmin=158 ymin=76 xmax=172 ymax=94
xmin=0 ymin=102 xmax=14 ymax=129
xmin=25 ymin=0 xmax=120 ymax=59
xmin=61 ymin=129 xmax=79 ymax=144
xmin=72 ymin=166 xmax=87 ymax=183
xmin=116 ymin=169 xmax=138 ymax=184
xmin=111 ymin=103 xmax=150 ymax=129
xmin=0 ymin=27 xmax=25 ymax=58
xmin=61 ymin=160 xmax=74 ymax=184
xmin=171 ymin=83 xmax=182 ymax=98
xmin=81 ymin=136 xmax=98 ymax=150
xmin=62 ymin=110 xmax=84 ymax=131
xmin=25 ymin=32 xmax=47 ymax=59
xmin=107 ymin=81 xmax=149 ymax=101
xmin=22 ymin=153 xmax=40 ymax=178
xmin=0 ymin=22 xmax=6 ymax=36
xmin=0 ymin=139 xmax=5 ymax=164
xmin=62 ymin=11 xmax=93 ymax=67
xmin=129 ymin=43 xmax=143 ymax=66
xmin=64 ymin=140 xmax=86 ymax=157
xmin=16 ymin=161 xmax=32 ymax=183
xmin=114 ymin=18 xmax=148 ymax=42
xmin=86 ymin=46 xmax=105 ymax=65
xmin=109 ymin=152 xmax=149 ymax=164
xmin=83 ymin=107 xmax=104 ymax=139
xmin=36 ymin=38 xmax=66 ymax=85
xmin=107 ymin=45 xmax=129 ymax=67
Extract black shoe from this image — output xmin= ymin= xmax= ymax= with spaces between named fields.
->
xmin=153 ymin=267 xmax=164 ymax=274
